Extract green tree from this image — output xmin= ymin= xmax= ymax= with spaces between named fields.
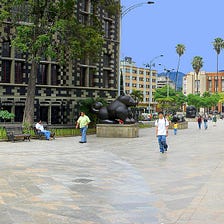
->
xmin=0 ymin=0 xmax=119 ymax=126
xmin=212 ymin=37 xmax=224 ymax=92
xmin=187 ymin=94 xmax=202 ymax=111
xmin=175 ymin=44 xmax=186 ymax=90
xmin=191 ymin=56 xmax=203 ymax=94
xmin=154 ymin=86 xmax=187 ymax=113
xmin=130 ymin=89 xmax=144 ymax=106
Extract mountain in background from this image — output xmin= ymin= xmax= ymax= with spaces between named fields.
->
xmin=157 ymin=71 xmax=185 ymax=90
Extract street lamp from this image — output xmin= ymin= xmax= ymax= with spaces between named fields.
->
xmin=122 ymin=1 xmax=155 ymax=18
xmin=145 ymin=54 xmax=163 ymax=113
xmin=164 ymin=68 xmax=175 ymax=97
xmin=118 ymin=1 xmax=155 ymax=96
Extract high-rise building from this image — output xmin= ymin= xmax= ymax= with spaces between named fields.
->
xmin=0 ymin=0 xmax=120 ymax=124
xmin=120 ymin=57 xmax=157 ymax=111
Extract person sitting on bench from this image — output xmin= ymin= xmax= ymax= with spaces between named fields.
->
xmin=35 ymin=120 xmax=51 ymax=140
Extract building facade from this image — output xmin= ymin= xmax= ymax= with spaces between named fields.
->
xmin=0 ymin=0 xmax=120 ymax=124
xmin=157 ymin=76 xmax=175 ymax=89
xmin=183 ymin=71 xmax=207 ymax=96
xmin=120 ymin=57 xmax=157 ymax=110
xmin=183 ymin=71 xmax=224 ymax=112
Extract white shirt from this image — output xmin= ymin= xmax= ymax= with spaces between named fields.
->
xmin=155 ymin=118 xmax=169 ymax=135
xmin=35 ymin=123 xmax=44 ymax=132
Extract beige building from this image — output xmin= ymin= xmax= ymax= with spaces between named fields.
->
xmin=120 ymin=57 xmax=157 ymax=111
xmin=183 ymin=71 xmax=207 ymax=95
xmin=157 ymin=76 xmax=175 ymax=89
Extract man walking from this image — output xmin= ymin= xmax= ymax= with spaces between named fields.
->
xmin=76 ymin=112 xmax=90 ymax=143
xmin=155 ymin=111 xmax=169 ymax=154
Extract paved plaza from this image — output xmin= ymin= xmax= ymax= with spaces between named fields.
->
xmin=0 ymin=120 xmax=224 ymax=224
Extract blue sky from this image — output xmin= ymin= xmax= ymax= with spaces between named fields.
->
xmin=121 ymin=0 xmax=224 ymax=74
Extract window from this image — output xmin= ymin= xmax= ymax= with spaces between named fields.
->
xmin=132 ymin=84 xmax=137 ymax=87
xmin=222 ymin=79 xmax=224 ymax=91
xmin=195 ymin=80 xmax=200 ymax=92
xmin=1 ymin=60 xmax=11 ymax=83
xmin=15 ymin=49 xmax=23 ymax=59
xmin=139 ymin=71 xmax=144 ymax=74
xmin=2 ymin=41 xmax=11 ymax=57
xmin=132 ymin=70 xmax=137 ymax=74
xmin=103 ymin=54 xmax=110 ymax=67
xmin=125 ymin=83 xmax=130 ymax=87
xmin=40 ymin=106 xmax=48 ymax=123
xmin=132 ymin=77 xmax=137 ymax=80
xmin=80 ymin=67 xmax=87 ymax=86
xmin=208 ymin=80 xmax=212 ymax=91
xmin=80 ymin=0 xmax=89 ymax=12
xmin=37 ymin=64 xmax=48 ymax=85
xmin=15 ymin=106 xmax=24 ymax=122
xmin=80 ymin=14 xmax=88 ymax=25
xmin=51 ymin=106 xmax=60 ymax=124
xmin=125 ymin=69 xmax=130 ymax=73
xmin=103 ymin=70 xmax=109 ymax=88
xmin=15 ymin=61 xmax=24 ymax=84
xmin=139 ymin=78 xmax=144 ymax=81
xmin=51 ymin=64 xmax=59 ymax=85
xmin=104 ymin=20 xmax=111 ymax=38
xmin=89 ymin=68 xmax=95 ymax=87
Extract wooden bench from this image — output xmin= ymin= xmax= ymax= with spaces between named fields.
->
xmin=5 ymin=126 xmax=31 ymax=142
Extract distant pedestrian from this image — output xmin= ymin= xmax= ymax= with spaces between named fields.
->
xmin=76 ymin=112 xmax=90 ymax=143
xmin=203 ymin=116 xmax=208 ymax=130
xmin=212 ymin=115 xmax=217 ymax=126
xmin=197 ymin=116 xmax=202 ymax=129
xmin=173 ymin=122 xmax=178 ymax=135
xmin=155 ymin=111 xmax=169 ymax=154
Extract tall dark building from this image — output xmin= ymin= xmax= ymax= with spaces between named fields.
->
xmin=0 ymin=0 xmax=120 ymax=124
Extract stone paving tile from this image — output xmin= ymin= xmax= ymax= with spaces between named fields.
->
xmin=0 ymin=120 xmax=224 ymax=223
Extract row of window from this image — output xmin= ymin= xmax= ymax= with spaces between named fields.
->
xmin=125 ymin=83 xmax=156 ymax=89
xmin=125 ymin=76 xmax=156 ymax=82
xmin=1 ymin=60 xmax=59 ymax=85
xmin=124 ymin=68 xmax=153 ymax=75
xmin=1 ymin=60 xmax=114 ymax=88
xmin=1 ymin=105 xmax=61 ymax=124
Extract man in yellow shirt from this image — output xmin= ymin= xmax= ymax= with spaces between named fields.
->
xmin=76 ymin=112 xmax=90 ymax=143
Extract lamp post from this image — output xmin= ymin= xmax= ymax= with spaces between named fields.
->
xmin=118 ymin=1 xmax=155 ymax=96
xmin=145 ymin=54 xmax=163 ymax=113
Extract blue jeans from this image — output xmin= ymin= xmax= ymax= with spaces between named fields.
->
xmin=157 ymin=135 xmax=167 ymax=153
xmin=204 ymin=121 xmax=208 ymax=129
xmin=41 ymin=130 xmax=51 ymax=140
xmin=80 ymin=126 xmax=88 ymax=142
xmin=198 ymin=122 xmax=202 ymax=129
xmin=174 ymin=128 xmax=177 ymax=135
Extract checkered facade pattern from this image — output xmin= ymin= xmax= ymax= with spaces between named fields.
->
xmin=0 ymin=0 xmax=120 ymax=124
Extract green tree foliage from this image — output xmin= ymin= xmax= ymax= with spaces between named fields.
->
xmin=187 ymin=92 xmax=220 ymax=112
xmin=0 ymin=0 xmax=119 ymax=125
xmin=154 ymin=86 xmax=187 ymax=113
xmin=130 ymin=89 xmax=144 ymax=106
xmin=175 ymin=44 xmax=186 ymax=89
xmin=78 ymin=97 xmax=108 ymax=128
xmin=191 ymin=56 xmax=203 ymax=94
xmin=0 ymin=110 xmax=15 ymax=121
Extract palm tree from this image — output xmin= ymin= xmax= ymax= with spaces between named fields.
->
xmin=191 ymin=56 xmax=203 ymax=94
xmin=212 ymin=37 xmax=224 ymax=92
xmin=130 ymin=89 xmax=144 ymax=106
xmin=175 ymin=44 xmax=186 ymax=90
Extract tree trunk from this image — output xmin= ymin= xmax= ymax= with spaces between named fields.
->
xmin=216 ymin=53 xmax=219 ymax=92
xmin=23 ymin=59 xmax=38 ymax=126
xmin=175 ymin=56 xmax=180 ymax=91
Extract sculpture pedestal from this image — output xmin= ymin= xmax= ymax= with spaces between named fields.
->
xmin=96 ymin=124 xmax=139 ymax=138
